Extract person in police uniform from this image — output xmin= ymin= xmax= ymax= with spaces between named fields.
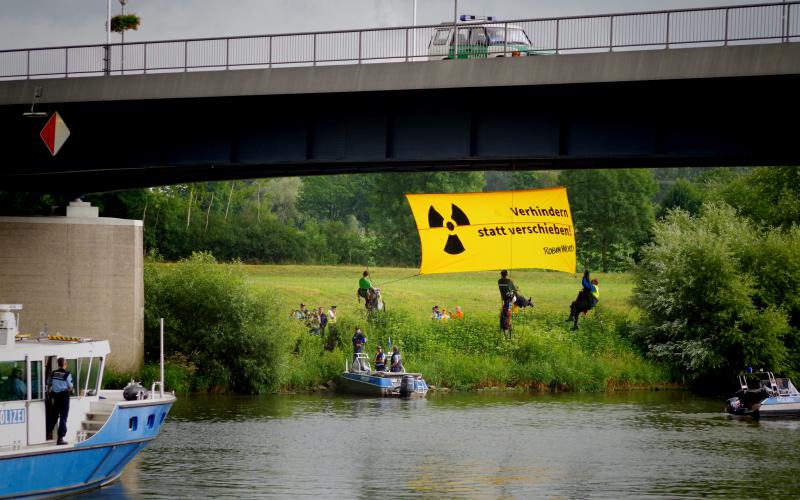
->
xmin=47 ymin=357 xmax=73 ymax=445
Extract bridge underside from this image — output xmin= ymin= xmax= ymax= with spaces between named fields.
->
xmin=1 ymin=73 xmax=797 ymax=194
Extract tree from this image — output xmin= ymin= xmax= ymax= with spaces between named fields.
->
xmin=508 ymin=170 xmax=559 ymax=190
xmin=656 ymin=178 xmax=704 ymax=219
xmin=559 ymin=169 xmax=657 ymax=271
xmin=711 ymin=166 xmax=800 ymax=230
xmin=366 ymin=171 xmax=485 ymax=265
xmin=633 ymin=203 xmax=792 ymax=382
xmin=297 ymin=174 xmax=373 ymax=228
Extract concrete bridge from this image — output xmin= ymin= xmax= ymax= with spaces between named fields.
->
xmin=1 ymin=42 xmax=799 ymax=194
xmin=1 ymin=1 xmax=799 ymax=193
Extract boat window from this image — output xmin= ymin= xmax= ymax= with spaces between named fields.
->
xmin=129 ymin=416 xmax=138 ymax=431
xmin=0 ymin=361 xmax=27 ymax=401
xmin=147 ymin=414 xmax=155 ymax=429
xmin=65 ymin=358 xmax=79 ymax=396
xmin=29 ymin=361 xmax=43 ymax=400
xmin=77 ymin=357 xmax=103 ymax=396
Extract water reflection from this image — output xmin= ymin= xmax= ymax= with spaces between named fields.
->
xmin=80 ymin=391 xmax=800 ymax=498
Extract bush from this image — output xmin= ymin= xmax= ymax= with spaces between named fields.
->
xmin=633 ymin=203 xmax=793 ymax=383
xmin=144 ymin=252 xmax=296 ymax=394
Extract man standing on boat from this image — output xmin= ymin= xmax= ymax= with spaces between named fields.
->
xmin=390 ymin=346 xmax=404 ymax=373
xmin=352 ymin=327 xmax=368 ymax=371
xmin=374 ymin=345 xmax=386 ymax=371
xmin=47 ymin=357 xmax=73 ymax=445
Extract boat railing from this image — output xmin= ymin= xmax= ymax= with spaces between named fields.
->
xmin=349 ymin=353 xmax=372 ymax=374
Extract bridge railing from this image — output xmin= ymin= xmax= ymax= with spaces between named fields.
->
xmin=1 ymin=1 xmax=798 ymax=80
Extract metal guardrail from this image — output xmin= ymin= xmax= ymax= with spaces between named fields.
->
xmin=0 ymin=1 xmax=798 ymax=80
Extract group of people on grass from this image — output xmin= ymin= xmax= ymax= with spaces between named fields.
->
xmin=431 ymin=305 xmax=464 ymax=321
xmin=290 ymin=303 xmax=337 ymax=336
xmin=351 ymin=326 xmax=404 ymax=373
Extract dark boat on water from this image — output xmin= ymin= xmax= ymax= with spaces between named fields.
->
xmin=725 ymin=371 xmax=800 ymax=418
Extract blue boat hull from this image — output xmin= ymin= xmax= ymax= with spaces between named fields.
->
xmin=0 ymin=398 xmax=174 ymax=499
xmin=338 ymin=372 xmax=396 ymax=397
xmin=338 ymin=372 xmax=428 ymax=398
xmin=0 ymin=440 xmax=148 ymax=499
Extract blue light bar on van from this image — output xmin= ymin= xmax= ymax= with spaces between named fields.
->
xmin=459 ymin=15 xmax=496 ymax=22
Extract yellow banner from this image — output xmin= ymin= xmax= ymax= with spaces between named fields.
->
xmin=405 ymin=187 xmax=576 ymax=274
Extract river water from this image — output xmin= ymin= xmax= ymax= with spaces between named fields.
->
xmin=76 ymin=391 xmax=800 ymax=499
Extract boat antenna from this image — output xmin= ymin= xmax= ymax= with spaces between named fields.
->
xmin=159 ymin=318 xmax=165 ymax=398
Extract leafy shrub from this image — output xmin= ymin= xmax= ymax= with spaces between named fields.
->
xmin=633 ymin=203 xmax=794 ymax=382
xmin=144 ymin=252 xmax=296 ymax=394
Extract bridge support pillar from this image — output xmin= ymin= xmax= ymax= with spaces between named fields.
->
xmin=0 ymin=201 xmax=143 ymax=372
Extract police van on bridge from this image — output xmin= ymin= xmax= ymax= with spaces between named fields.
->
xmin=428 ymin=15 xmax=553 ymax=60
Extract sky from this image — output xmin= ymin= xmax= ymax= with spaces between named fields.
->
xmin=0 ymin=0 xmax=774 ymax=50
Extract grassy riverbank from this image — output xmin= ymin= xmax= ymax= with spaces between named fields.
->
xmin=245 ymin=265 xmax=669 ymax=391
xmin=113 ymin=260 xmax=672 ymax=393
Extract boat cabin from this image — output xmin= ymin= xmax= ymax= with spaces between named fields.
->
xmin=0 ymin=304 xmax=109 ymax=449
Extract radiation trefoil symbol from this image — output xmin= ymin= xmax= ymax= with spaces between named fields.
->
xmin=428 ymin=204 xmax=470 ymax=255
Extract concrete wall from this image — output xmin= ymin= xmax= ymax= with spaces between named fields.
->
xmin=0 ymin=211 xmax=143 ymax=372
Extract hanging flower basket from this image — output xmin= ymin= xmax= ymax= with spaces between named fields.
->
xmin=111 ymin=14 xmax=141 ymax=33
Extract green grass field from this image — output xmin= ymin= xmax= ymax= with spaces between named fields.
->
xmin=237 ymin=264 xmax=668 ymax=391
xmin=136 ymin=261 xmax=671 ymax=393
xmin=243 ymin=264 xmax=635 ymax=321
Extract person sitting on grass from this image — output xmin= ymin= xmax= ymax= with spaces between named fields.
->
xmin=431 ymin=305 xmax=442 ymax=320
xmin=451 ymin=306 xmax=464 ymax=319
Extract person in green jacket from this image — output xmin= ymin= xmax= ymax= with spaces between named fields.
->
xmin=357 ymin=270 xmax=374 ymax=302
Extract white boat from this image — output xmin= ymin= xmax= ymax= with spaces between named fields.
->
xmin=0 ymin=305 xmax=175 ymax=498
xmin=725 ymin=371 xmax=800 ymax=418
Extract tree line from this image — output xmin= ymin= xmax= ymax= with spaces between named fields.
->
xmin=0 ymin=167 xmax=719 ymax=271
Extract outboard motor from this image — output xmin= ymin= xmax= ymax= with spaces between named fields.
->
xmin=399 ymin=375 xmax=416 ymax=398
xmin=123 ymin=380 xmax=149 ymax=401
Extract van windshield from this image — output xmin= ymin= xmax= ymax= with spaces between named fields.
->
xmin=486 ymin=27 xmax=531 ymax=46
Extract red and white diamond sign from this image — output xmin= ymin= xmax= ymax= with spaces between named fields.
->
xmin=39 ymin=111 xmax=70 ymax=156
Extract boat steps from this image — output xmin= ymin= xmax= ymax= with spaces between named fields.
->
xmin=81 ymin=405 xmax=114 ymax=436
xmin=81 ymin=419 xmax=107 ymax=430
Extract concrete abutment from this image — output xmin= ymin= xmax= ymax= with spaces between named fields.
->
xmin=0 ymin=201 xmax=143 ymax=372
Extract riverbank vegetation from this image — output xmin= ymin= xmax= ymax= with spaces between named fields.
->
xmin=5 ymin=166 xmax=799 ymax=393
xmin=109 ymin=254 xmax=668 ymax=393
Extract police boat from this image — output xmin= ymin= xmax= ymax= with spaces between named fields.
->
xmin=0 ymin=305 xmax=175 ymax=498
xmin=725 ymin=371 xmax=800 ymax=418
xmin=338 ymin=353 xmax=428 ymax=398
